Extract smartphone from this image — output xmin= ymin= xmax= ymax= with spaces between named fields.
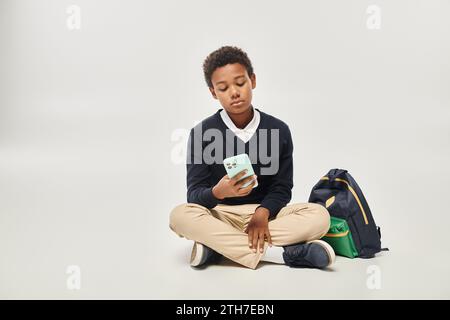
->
xmin=223 ymin=153 xmax=258 ymax=189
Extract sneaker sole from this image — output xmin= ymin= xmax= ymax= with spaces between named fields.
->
xmin=190 ymin=242 xmax=205 ymax=267
xmin=308 ymin=239 xmax=336 ymax=268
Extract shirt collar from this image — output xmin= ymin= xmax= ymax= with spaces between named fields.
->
xmin=220 ymin=106 xmax=260 ymax=133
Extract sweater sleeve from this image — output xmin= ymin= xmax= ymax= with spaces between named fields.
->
xmin=186 ymin=126 xmax=220 ymax=209
xmin=257 ymin=125 xmax=294 ymax=218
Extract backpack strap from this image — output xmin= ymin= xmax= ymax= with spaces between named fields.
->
xmin=377 ymin=226 xmax=390 ymax=251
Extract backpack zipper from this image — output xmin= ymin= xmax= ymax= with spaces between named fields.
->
xmin=321 ymin=176 xmax=369 ymax=225
xmin=325 ymin=230 xmax=349 ymax=237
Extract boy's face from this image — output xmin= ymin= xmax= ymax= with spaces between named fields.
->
xmin=209 ymin=63 xmax=256 ymax=116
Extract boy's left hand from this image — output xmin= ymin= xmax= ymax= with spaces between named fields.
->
xmin=245 ymin=207 xmax=272 ymax=253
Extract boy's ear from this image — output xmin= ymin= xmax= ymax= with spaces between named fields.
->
xmin=250 ymin=73 xmax=256 ymax=89
xmin=209 ymin=87 xmax=218 ymax=99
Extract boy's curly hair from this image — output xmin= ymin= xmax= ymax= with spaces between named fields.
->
xmin=202 ymin=46 xmax=254 ymax=88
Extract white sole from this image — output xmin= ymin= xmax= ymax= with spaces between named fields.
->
xmin=308 ymin=239 xmax=336 ymax=267
xmin=190 ymin=242 xmax=204 ymax=267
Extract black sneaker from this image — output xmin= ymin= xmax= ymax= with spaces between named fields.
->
xmin=283 ymin=240 xmax=336 ymax=269
xmin=190 ymin=242 xmax=222 ymax=268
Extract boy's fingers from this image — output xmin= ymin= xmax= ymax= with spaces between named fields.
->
xmin=248 ymin=230 xmax=253 ymax=247
xmin=231 ymin=169 xmax=248 ymax=183
xmin=266 ymin=229 xmax=272 ymax=246
xmin=252 ymin=233 xmax=258 ymax=252
xmin=237 ymin=182 xmax=253 ymax=193
xmin=237 ymin=182 xmax=255 ymax=196
xmin=236 ymin=175 xmax=256 ymax=187
xmin=258 ymin=232 xmax=265 ymax=253
xmin=265 ymin=230 xmax=272 ymax=247
xmin=236 ymin=178 xmax=256 ymax=194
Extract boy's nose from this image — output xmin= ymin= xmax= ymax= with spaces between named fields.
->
xmin=230 ymin=88 xmax=240 ymax=99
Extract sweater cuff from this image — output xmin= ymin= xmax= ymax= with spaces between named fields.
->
xmin=203 ymin=187 xmax=221 ymax=209
xmin=257 ymin=200 xmax=282 ymax=219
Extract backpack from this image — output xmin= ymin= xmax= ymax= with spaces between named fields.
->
xmin=308 ymin=168 xmax=388 ymax=258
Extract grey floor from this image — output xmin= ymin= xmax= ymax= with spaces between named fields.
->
xmin=163 ymin=246 xmax=444 ymax=300
xmin=1 ymin=126 xmax=449 ymax=299
xmin=2 ymin=232 xmax=449 ymax=300
xmin=1 ymin=163 xmax=449 ymax=300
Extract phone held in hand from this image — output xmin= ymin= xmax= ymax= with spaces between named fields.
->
xmin=223 ymin=153 xmax=258 ymax=189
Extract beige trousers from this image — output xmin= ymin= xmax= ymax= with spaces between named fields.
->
xmin=169 ymin=202 xmax=330 ymax=269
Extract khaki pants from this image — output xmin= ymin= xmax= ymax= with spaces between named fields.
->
xmin=169 ymin=202 xmax=330 ymax=269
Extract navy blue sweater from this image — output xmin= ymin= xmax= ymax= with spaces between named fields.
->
xmin=186 ymin=107 xmax=294 ymax=218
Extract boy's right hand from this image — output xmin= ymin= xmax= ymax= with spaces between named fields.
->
xmin=212 ymin=170 xmax=257 ymax=200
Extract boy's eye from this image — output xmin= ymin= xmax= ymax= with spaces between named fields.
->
xmin=218 ymin=82 xmax=246 ymax=92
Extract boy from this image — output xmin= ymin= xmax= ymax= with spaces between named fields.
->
xmin=169 ymin=46 xmax=335 ymax=270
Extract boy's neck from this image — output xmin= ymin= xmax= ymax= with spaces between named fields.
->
xmin=227 ymin=105 xmax=254 ymax=129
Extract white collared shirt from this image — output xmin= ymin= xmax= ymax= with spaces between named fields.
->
xmin=220 ymin=107 xmax=260 ymax=143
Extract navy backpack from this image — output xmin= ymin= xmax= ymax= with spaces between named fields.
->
xmin=309 ymin=168 xmax=388 ymax=258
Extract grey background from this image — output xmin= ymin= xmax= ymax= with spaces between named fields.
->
xmin=0 ymin=0 xmax=449 ymax=299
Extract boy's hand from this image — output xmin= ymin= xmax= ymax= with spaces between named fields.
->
xmin=245 ymin=207 xmax=272 ymax=253
xmin=212 ymin=169 xmax=257 ymax=200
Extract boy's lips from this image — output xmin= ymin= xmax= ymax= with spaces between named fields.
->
xmin=231 ymin=100 xmax=245 ymax=106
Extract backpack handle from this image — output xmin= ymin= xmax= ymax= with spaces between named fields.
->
xmin=328 ymin=168 xmax=348 ymax=180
